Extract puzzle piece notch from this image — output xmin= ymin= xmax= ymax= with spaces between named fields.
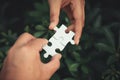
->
xmin=54 ymin=25 xmax=75 ymax=45
xmin=43 ymin=24 xmax=75 ymax=58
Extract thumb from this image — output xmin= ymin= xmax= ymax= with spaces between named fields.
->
xmin=45 ymin=54 xmax=62 ymax=76
xmin=48 ymin=0 xmax=61 ymax=30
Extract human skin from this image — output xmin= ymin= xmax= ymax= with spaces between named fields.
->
xmin=0 ymin=33 xmax=62 ymax=80
xmin=48 ymin=0 xmax=85 ymax=45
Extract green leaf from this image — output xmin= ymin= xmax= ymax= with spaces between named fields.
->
xmin=50 ymin=74 xmax=60 ymax=80
xmin=107 ymin=55 xmax=116 ymax=65
xmin=115 ymin=74 xmax=120 ymax=79
xmin=35 ymin=25 xmax=46 ymax=31
xmin=95 ymin=43 xmax=115 ymax=53
xmin=24 ymin=25 xmax=30 ymax=32
xmin=0 ymin=63 xmax=3 ymax=69
xmin=111 ymin=76 xmax=116 ymax=80
xmin=103 ymin=28 xmax=115 ymax=48
xmin=104 ymin=76 xmax=110 ymax=80
xmin=34 ymin=2 xmax=48 ymax=11
xmin=65 ymin=17 xmax=69 ymax=23
xmin=1 ymin=32 xmax=7 ymax=37
xmin=93 ymin=14 xmax=102 ymax=28
xmin=0 ymin=39 xmax=6 ymax=43
xmin=0 ymin=51 xmax=4 ymax=58
xmin=33 ymin=32 xmax=45 ymax=37
xmin=65 ymin=58 xmax=79 ymax=76
xmin=69 ymin=63 xmax=79 ymax=72
xmin=85 ymin=7 xmax=100 ymax=25
xmin=118 ymin=30 xmax=120 ymax=50
xmin=72 ymin=52 xmax=81 ymax=62
xmin=81 ymin=65 xmax=89 ymax=74
xmin=34 ymin=3 xmax=42 ymax=11
xmin=63 ymin=78 xmax=75 ymax=80
xmin=29 ymin=11 xmax=40 ymax=18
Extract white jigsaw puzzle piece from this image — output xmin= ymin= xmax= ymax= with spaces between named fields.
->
xmin=43 ymin=24 xmax=75 ymax=58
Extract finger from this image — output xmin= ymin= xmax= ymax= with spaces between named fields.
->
xmin=74 ymin=13 xmax=84 ymax=45
xmin=48 ymin=0 xmax=62 ymax=30
xmin=66 ymin=23 xmax=82 ymax=45
xmin=70 ymin=0 xmax=85 ymax=21
xmin=66 ymin=24 xmax=82 ymax=45
xmin=74 ymin=21 xmax=83 ymax=45
xmin=70 ymin=0 xmax=85 ymax=44
xmin=14 ymin=33 xmax=35 ymax=47
xmin=65 ymin=24 xmax=74 ymax=33
xmin=63 ymin=5 xmax=74 ymax=23
xmin=61 ymin=0 xmax=70 ymax=8
xmin=45 ymin=54 xmax=62 ymax=76
xmin=27 ymin=38 xmax=48 ymax=52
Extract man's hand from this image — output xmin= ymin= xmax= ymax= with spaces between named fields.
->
xmin=48 ymin=0 xmax=85 ymax=45
xmin=0 ymin=33 xmax=62 ymax=80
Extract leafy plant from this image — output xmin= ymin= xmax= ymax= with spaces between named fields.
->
xmin=0 ymin=0 xmax=120 ymax=80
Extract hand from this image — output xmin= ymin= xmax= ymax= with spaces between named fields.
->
xmin=48 ymin=0 xmax=85 ymax=45
xmin=0 ymin=33 xmax=62 ymax=80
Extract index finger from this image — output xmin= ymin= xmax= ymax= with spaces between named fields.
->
xmin=48 ymin=0 xmax=62 ymax=30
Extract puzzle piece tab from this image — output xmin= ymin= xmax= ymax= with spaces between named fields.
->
xmin=43 ymin=24 xmax=75 ymax=58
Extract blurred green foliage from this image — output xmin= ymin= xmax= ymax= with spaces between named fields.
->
xmin=0 ymin=0 xmax=120 ymax=80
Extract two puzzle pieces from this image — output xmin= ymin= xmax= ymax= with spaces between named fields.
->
xmin=43 ymin=24 xmax=75 ymax=58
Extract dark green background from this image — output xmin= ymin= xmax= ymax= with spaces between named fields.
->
xmin=0 ymin=0 xmax=120 ymax=80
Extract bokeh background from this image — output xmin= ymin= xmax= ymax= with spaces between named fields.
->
xmin=0 ymin=0 xmax=120 ymax=80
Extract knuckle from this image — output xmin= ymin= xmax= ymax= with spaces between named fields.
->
xmin=20 ymin=46 xmax=30 ymax=52
xmin=8 ymin=47 xmax=14 ymax=54
xmin=35 ymin=38 xmax=48 ymax=44
xmin=21 ymin=32 xmax=35 ymax=38
xmin=41 ymin=38 xmax=48 ymax=43
xmin=21 ymin=32 xmax=30 ymax=36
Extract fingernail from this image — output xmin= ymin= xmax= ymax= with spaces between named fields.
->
xmin=58 ymin=54 xmax=62 ymax=59
xmin=54 ymin=54 xmax=62 ymax=60
xmin=49 ymin=22 xmax=56 ymax=30
xmin=65 ymin=29 xmax=69 ymax=33
xmin=57 ymin=54 xmax=62 ymax=60
xmin=76 ymin=40 xmax=79 ymax=45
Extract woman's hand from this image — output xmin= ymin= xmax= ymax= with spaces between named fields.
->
xmin=48 ymin=0 xmax=85 ymax=45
